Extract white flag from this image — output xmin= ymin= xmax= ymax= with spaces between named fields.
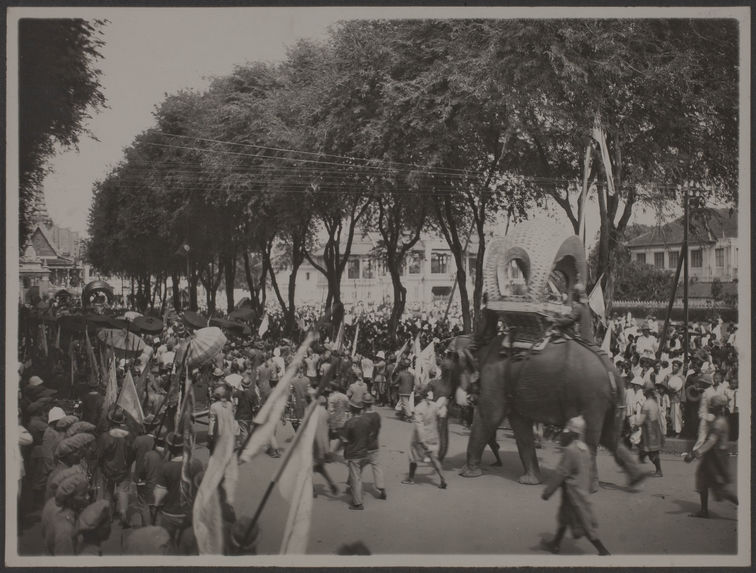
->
xmin=239 ymin=332 xmax=316 ymax=463
xmin=116 ymin=370 xmax=144 ymax=425
xmin=103 ymin=357 xmax=118 ymax=414
xmin=588 ymin=276 xmax=606 ymax=320
xmin=419 ymin=340 xmax=437 ymax=385
xmin=351 ymin=321 xmax=360 ymax=357
xmin=601 ymin=320 xmax=613 ymax=354
xmin=277 ymin=405 xmax=321 ymax=554
xmin=194 ymin=398 xmax=239 ymax=554
xmin=334 ymin=321 xmax=345 ymax=352
xmin=257 ymin=313 xmax=269 ymax=338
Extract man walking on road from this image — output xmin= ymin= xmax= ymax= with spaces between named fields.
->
xmin=395 ymin=359 xmax=415 ymax=422
xmin=361 ymin=394 xmax=386 ymax=500
xmin=540 ymin=416 xmax=610 ymax=556
xmin=341 ymin=398 xmax=373 ymax=510
xmin=401 ymin=387 xmax=447 ymax=489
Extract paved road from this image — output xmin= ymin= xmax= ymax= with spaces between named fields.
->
xmin=18 ymin=406 xmax=738 ymax=557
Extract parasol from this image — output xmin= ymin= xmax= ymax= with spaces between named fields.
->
xmin=81 ymin=280 xmax=114 ymax=307
xmin=186 ymin=327 xmax=227 ymax=368
xmin=132 ymin=316 xmax=165 ymax=334
xmin=209 ymin=317 xmax=245 ymax=333
xmin=96 ymin=328 xmax=147 ymax=354
xmin=183 ymin=310 xmax=208 ymax=330
xmin=228 ymin=307 xmax=256 ymax=323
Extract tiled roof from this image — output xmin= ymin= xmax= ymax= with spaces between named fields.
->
xmin=626 ymin=208 xmax=737 ymax=248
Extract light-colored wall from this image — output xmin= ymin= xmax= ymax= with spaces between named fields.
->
xmin=627 ymin=237 xmax=737 ymax=282
xmin=274 ymin=242 xmax=478 ymax=308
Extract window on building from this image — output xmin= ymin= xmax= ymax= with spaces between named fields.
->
xmin=347 ymin=257 xmax=360 ymax=279
xmin=431 ymin=252 xmax=449 ymax=274
xmin=690 ymin=249 xmax=703 ymax=268
xmin=668 ymin=251 xmax=678 ymax=269
xmin=305 ymin=272 xmax=310 ymax=281
xmin=407 ymin=252 xmax=422 ymax=275
xmin=362 ymin=259 xmax=374 ymax=279
xmin=715 ymin=248 xmax=724 ymax=268
xmin=654 ymin=252 xmax=664 ymax=268
xmin=636 ymin=253 xmax=646 ymax=264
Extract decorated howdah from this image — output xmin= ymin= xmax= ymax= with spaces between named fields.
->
xmin=483 ymin=221 xmax=588 ymax=343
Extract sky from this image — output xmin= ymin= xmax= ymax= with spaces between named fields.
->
xmin=10 ymin=6 xmax=731 ymax=239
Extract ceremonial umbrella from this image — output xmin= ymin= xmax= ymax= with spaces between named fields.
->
xmin=183 ymin=310 xmax=208 ymax=330
xmin=209 ymin=317 xmax=245 ymax=333
xmin=132 ymin=316 xmax=165 ymax=334
xmin=228 ymin=307 xmax=256 ymax=323
xmin=186 ymin=327 xmax=227 ymax=368
xmin=97 ymin=328 xmax=147 ymax=355
xmin=81 ymin=280 xmax=114 ymax=306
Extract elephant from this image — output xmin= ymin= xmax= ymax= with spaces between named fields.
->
xmin=451 ymin=334 xmax=648 ymax=492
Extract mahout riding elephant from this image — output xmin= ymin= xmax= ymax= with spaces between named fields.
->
xmin=451 ymin=335 xmax=647 ymax=492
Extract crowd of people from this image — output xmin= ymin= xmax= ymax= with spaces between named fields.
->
xmin=16 ymin=299 xmax=468 ymax=556
xmin=15 ymin=289 xmax=741 ymax=556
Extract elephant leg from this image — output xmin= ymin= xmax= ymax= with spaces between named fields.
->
xmin=508 ymin=411 xmax=542 ymax=485
xmin=461 ymin=401 xmax=505 ymax=478
xmin=488 ymin=436 xmax=503 ymax=466
xmin=460 ymin=409 xmax=488 ymax=477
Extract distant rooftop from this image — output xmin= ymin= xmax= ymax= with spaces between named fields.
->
xmin=626 ymin=208 xmax=737 ymax=248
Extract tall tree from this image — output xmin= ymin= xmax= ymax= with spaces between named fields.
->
xmin=470 ymin=20 xmax=738 ymax=308
xmin=19 ymin=18 xmax=106 ymax=243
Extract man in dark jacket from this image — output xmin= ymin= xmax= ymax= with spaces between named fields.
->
xmin=341 ymin=398 xmax=372 ymax=510
xmin=395 ymin=360 xmax=415 ymax=422
xmin=97 ymin=409 xmax=135 ymax=526
xmin=235 ymin=378 xmax=259 ymax=449
xmin=553 ymin=283 xmax=594 ymax=343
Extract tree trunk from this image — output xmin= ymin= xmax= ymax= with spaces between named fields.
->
xmin=171 ymin=271 xmax=181 ymax=312
xmin=242 ymin=251 xmax=262 ymax=314
xmin=435 ymin=199 xmax=472 ymax=332
xmin=387 ymin=265 xmax=407 ymax=340
xmin=286 ymin=261 xmax=301 ymax=335
xmin=262 ymin=243 xmax=287 ymax=315
xmin=223 ymin=253 xmax=236 ymax=313
xmin=188 ymin=263 xmax=199 ymax=311
xmin=150 ymin=273 xmax=159 ymax=309
xmin=472 ymin=226 xmax=486 ymax=329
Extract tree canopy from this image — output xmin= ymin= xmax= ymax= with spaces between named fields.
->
xmin=19 ymin=18 xmax=106 ymax=244
xmin=85 ymin=18 xmax=739 ymax=334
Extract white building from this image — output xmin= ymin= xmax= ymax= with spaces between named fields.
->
xmin=625 ymin=207 xmax=738 ymax=296
xmin=274 ymin=232 xmax=481 ymax=308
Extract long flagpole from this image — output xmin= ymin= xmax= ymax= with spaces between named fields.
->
xmin=243 ymin=399 xmax=320 ymax=541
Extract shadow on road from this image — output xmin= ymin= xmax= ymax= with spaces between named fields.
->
xmin=666 ymin=498 xmax=736 ymax=521
xmin=598 ymin=480 xmax=638 ymax=494
xmin=444 ymin=450 xmax=540 ymax=484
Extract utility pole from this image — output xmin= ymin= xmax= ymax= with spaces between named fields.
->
xmin=683 ymin=185 xmax=689 ymax=371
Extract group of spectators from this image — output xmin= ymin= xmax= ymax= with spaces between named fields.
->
xmin=16 ymin=300 xmax=462 ymax=556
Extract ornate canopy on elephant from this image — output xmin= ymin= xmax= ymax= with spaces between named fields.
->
xmin=484 ymin=221 xmax=587 ymax=310
xmin=483 ymin=222 xmax=588 ymax=343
